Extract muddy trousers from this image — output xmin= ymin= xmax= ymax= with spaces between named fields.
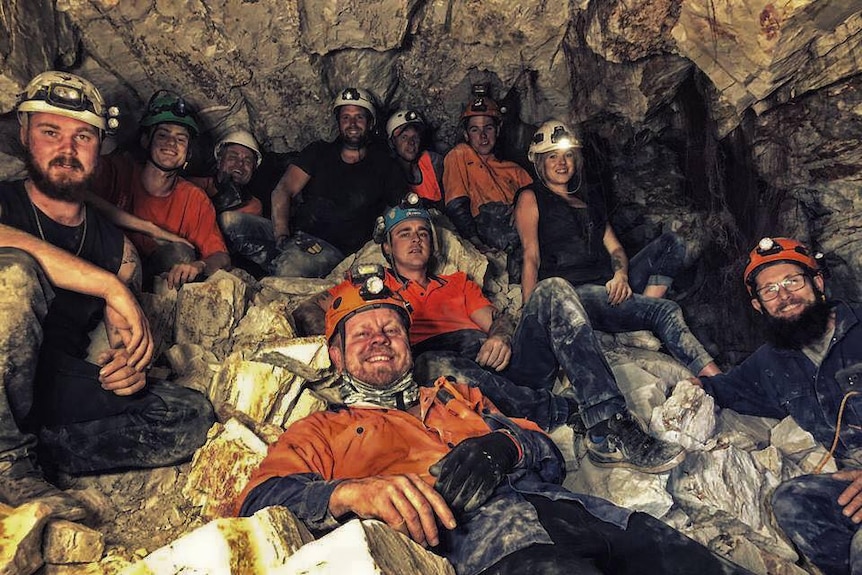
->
xmin=414 ymin=277 xmax=627 ymax=431
xmin=772 ymin=473 xmax=862 ymax=575
xmin=0 ymin=247 xmax=215 ymax=475
xmin=481 ymin=495 xmax=753 ymax=575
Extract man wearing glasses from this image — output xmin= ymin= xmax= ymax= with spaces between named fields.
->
xmin=0 ymin=72 xmax=215 ymax=520
xmin=695 ymin=237 xmax=862 ymax=575
xmin=268 ymin=87 xmax=406 ymax=278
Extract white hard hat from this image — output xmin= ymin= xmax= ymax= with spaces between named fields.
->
xmin=17 ymin=71 xmax=118 ymax=133
xmin=527 ymin=120 xmax=582 ymax=164
xmin=333 ymin=87 xmax=377 ymax=123
xmin=386 ymin=109 xmax=425 ymax=140
xmin=215 ymin=129 xmax=262 ymax=167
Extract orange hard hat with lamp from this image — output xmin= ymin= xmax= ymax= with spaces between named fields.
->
xmin=743 ymin=237 xmax=823 ymax=297
xmin=324 ymin=263 xmax=413 ymax=344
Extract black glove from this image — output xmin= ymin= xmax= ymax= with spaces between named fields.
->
xmin=429 ymin=432 xmax=520 ymax=513
xmin=211 ymin=175 xmax=246 ymax=213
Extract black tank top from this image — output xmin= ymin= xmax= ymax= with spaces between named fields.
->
xmin=0 ymin=180 xmax=125 ymax=358
xmin=524 ymin=182 xmax=612 ymax=287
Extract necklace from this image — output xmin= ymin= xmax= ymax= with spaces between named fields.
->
xmin=29 ymin=198 xmax=88 ymax=257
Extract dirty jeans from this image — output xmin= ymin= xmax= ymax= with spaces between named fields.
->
xmin=271 ymin=231 xmax=344 ymax=278
xmin=481 ymin=495 xmax=752 ymax=575
xmin=0 ymin=248 xmax=215 ymax=475
xmin=217 ymin=211 xmax=279 ymax=273
xmin=624 ymin=231 xmax=686 ymax=293
xmin=772 ymin=473 xmax=862 ymax=575
xmin=573 ymin=232 xmax=713 ymax=374
xmin=415 ymin=278 xmax=627 ymax=430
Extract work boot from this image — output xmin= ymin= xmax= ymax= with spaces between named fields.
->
xmin=586 ymin=412 xmax=685 ymax=474
xmin=0 ymin=457 xmax=88 ymax=521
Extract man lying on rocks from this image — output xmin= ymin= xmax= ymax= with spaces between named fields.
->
xmin=0 ymin=71 xmax=215 ymax=521
xmin=695 ymin=236 xmax=862 ymax=575
xmin=293 ymin=199 xmax=685 ymax=474
xmin=238 ymin=276 xmax=752 ymax=574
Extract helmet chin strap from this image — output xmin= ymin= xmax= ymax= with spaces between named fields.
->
xmin=147 ymin=139 xmax=185 ymax=175
xmin=338 ymin=367 xmax=419 ymax=410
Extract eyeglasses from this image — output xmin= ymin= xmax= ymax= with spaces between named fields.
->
xmin=756 ymin=273 xmax=808 ymax=301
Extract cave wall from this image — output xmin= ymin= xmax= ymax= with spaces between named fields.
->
xmin=0 ymin=0 xmax=860 ymax=361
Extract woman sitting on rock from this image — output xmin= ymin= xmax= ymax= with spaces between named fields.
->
xmin=513 ymin=119 xmax=721 ymax=378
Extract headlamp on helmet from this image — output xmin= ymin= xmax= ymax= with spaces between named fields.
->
xmin=332 ymin=87 xmax=377 ymax=124
xmin=374 ymin=194 xmax=431 ymax=244
xmin=386 ymin=109 xmax=425 ymax=140
xmin=528 ymin=120 xmax=582 ymax=164
xmin=460 ymin=84 xmax=504 ymax=123
xmin=743 ymin=236 xmax=823 ymax=296
xmin=141 ymin=90 xmax=200 ymax=137
xmin=325 ymin=266 xmax=412 ymax=343
xmin=17 ymin=71 xmax=116 ymax=134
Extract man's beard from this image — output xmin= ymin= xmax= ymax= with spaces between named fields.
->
xmin=762 ymin=295 xmax=832 ymax=350
xmin=25 ymin=151 xmax=92 ymax=202
xmin=341 ymin=131 xmax=369 ymax=150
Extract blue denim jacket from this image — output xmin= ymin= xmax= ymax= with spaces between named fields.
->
xmin=703 ymin=302 xmax=862 ymax=464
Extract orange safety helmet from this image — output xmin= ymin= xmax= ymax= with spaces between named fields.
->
xmin=325 ymin=271 xmax=412 ymax=343
xmin=743 ymin=237 xmax=821 ymax=296
xmin=460 ymin=94 xmax=503 ymax=125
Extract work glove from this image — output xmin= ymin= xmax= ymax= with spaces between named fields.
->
xmin=429 ymin=431 xmax=520 ymax=513
xmin=211 ymin=175 xmax=246 ymax=213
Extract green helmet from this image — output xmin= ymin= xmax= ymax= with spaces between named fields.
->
xmin=140 ymin=90 xmax=199 ymax=136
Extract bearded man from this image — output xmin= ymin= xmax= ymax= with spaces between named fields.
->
xmin=0 ymin=71 xmax=214 ymax=521
xmin=696 ymin=237 xmax=862 ymax=575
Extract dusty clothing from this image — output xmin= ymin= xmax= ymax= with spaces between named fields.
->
xmin=93 ymin=154 xmax=228 ymax=260
xmin=186 ymin=175 xmax=277 ymax=272
xmin=525 ymin=182 xmax=612 ymax=286
xmin=0 ymin=240 xmax=214 ymax=475
xmin=0 ymin=180 xmax=122 ymax=357
xmin=703 ymin=302 xmax=862 ymax=575
xmin=238 ymin=377 xmax=631 ymax=575
xmin=186 ymin=175 xmax=263 ymax=216
xmin=410 ymin=150 xmax=445 ymax=208
xmin=702 ymin=302 xmax=862 ymax=462
xmin=290 ymin=140 xmax=406 ymax=256
xmin=518 ymin=182 xmax=711 ymax=374
xmin=238 ymin=377 xmax=749 ymax=575
xmin=443 ymin=143 xmax=532 ymax=216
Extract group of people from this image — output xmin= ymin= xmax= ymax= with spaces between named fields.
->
xmin=1 ymin=69 xmax=860 ymax=575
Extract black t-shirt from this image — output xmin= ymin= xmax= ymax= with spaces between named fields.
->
xmin=291 ymin=139 xmax=406 ymax=254
xmin=0 ymin=180 xmax=124 ymax=359
xmin=526 ymin=182 xmax=612 ymax=287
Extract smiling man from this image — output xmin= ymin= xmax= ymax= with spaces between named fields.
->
xmin=696 ymin=237 xmax=862 ymax=575
xmin=443 ymin=89 xmax=532 ymax=265
xmin=239 ymin=277 xmax=752 ymax=575
xmin=267 ymin=87 xmax=406 ymax=278
xmin=186 ymin=129 xmax=279 ymax=276
xmin=94 ymin=90 xmax=230 ymax=289
xmin=0 ymin=72 xmax=214 ymax=521
xmin=386 ymin=109 xmax=445 ymax=212
xmin=293 ymin=200 xmax=687 ymax=474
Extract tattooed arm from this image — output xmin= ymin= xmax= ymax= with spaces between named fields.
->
xmin=99 ymin=236 xmax=150 ymax=396
xmin=602 ymin=223 xmax=633 ymax=305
